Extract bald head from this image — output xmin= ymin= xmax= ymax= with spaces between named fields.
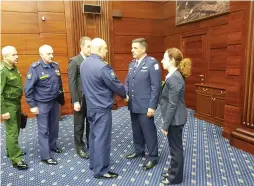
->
xmin=39 ymin=45 xmax=54 ymax=63
xmin=1 ymin=46 xmax=18 ymax=65
xmin=91 ymin=38 xmax=108 ymax=59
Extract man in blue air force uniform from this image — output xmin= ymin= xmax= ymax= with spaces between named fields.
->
xmin=80 ymin=38 xmax=127 ymax=179
xmin=24 ymin=45 xmax=63 ymax=165
xmin=125 ymin=38 xmax=161 ymax=171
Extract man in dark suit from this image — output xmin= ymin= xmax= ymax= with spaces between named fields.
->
xmin=68 ymin=37 xmax=91 ymax=159
xmin=159 ymin=48 xmax=191 ymax=185
xmin=125 ymin=38 xmax=161 ymax=171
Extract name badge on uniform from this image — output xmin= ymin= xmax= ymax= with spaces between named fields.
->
xmin=55 ymin=69 xmax=61 ymax=76
xmin=39 ymin=74 xmax=50 ymax=80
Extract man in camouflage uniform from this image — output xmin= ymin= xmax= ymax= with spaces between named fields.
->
xmin=0 ymin=46 xmax=28 ymax=170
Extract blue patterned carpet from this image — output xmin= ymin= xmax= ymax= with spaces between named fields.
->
xmin=1 ymin=107 xmax=254 ymax=186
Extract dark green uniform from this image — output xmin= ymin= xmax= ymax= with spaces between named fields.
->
xmin=0 ymin=61 xmax=23 ymax=164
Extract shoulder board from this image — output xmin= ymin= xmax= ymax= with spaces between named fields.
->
xmin=32 ymin=61 xmax=40 ymax=68
xmin=104 ymin=61 xmax=109 ymax=65
xmin=149 ymin=57 xmax=155 ymax=61
xmin=52 ymin=61 xmax=58 ymax=65
xmin=0 ymin=64 xmax=5 ymax=71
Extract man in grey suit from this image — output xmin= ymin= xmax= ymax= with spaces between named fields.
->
xmin=159 ymin=48 xmax=191 ymax=185
xmin=125 ymin=38 xmax=161 ymax=171
xmin=68 ymin=37 xmax=91 ymax=159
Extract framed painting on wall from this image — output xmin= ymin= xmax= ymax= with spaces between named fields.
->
xmin=176 ymin=1 xmax=230 ymax=25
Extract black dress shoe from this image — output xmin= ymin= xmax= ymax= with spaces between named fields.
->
xmin=41 ymin=158 xmax=58 ymax=165
xmin=161 ymin=177 xmax=170 ymax=185
xmin=77 ymin=149 xmax=89 ymax=159
xmin=161 ymin=172 xmax=169 ymax=178
xmin=94 ymin=172 xmax=118 ymax=179
xmin=51 ymin=148 xmax=62 ymax=153
xmin=13 ymin=161 xmax=28 ymax=170
xmin=125 ymin=152 xmax=144 ymax=159
xmin=142 ymin=161 xmax=157 ymax=171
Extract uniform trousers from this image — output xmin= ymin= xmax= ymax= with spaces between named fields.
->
xmin=4 ymin=100 xmax=22 ymax=164
xmin=87 ymin=109 xmax=112 ymax=177
xmin=36 ymin=100 xmax=59 ymax=160
xmin=130 ymin=112 xmax=158 ymax=162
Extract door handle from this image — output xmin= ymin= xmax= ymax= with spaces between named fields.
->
xmin=199 ymin=74 xmax=204 ymax=77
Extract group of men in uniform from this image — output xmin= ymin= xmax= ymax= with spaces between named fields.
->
xmin=1 ymin=37 xmax=162 ymax=179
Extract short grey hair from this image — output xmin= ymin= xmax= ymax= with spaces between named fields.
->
xmin=132 ymin=38 xmax=148 ymax=50
xmin=80 ymin=37 xmax=92 ymax=47
xmin=2 ymin=46 xmax=16 ymax=56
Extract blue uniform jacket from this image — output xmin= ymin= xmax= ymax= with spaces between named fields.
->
xmin=125 ymin=56 xmax=161 ymax=114
xmin=80 ymin=54 xmax=126 ymax=112
xmin=24 ymin=59 xmax=63 ymax=108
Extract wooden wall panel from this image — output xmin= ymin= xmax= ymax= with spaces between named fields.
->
xmin=61 ymin=93 xmax=72 ymax=115
xmin=114 ymin=18 xmax=163 ymax=36
xmin=1 ymin=34 xmax=40 ymax=55
xmin=37 ymin=1 xmax=65 ymax=12
xmin=208 ymin=70 xmax=226 ymax=85
xmin=209 ymin=48 xmax=227 ymax=70
xmin=113 ymin=1 xmax=163 ymax=19
xmin=40 ymin=34 xmax=68 ymax=54
xmin=115 ymin=70 xmax=128 ymax=83
xmin=163 ymin=1 xmax=175 ymax=19
xmin=54 ymin=55 xmax=69 ymax=73
xmin=164 ymin=34 xmax=181 ymax=50
xmin=113 ymin=54 xmax=133 ymax=70
xmin=162 ymin=1 xmax=250 ymax=140
xmin=38 ymin=12 xmax=66 ymax=33
xmin=1 ymin=12 xmax=39 ymax=34
xmin=61 ymin=73 xmax=70 ymax=93
xmin=114 ymin=35 xmax=164 ymax=53
xmin=163 ymin=17 xmax=200 ymax=36
xmin=16 ymin=55 xmax=39 ymax=74
xmin=210 ymin=25 xmax=229 ymax=48
xmin=1 ymin=1 xmax=37 ymax=12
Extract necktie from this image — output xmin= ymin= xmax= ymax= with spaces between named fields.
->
xmin=134 ymin=61 xmax=139 ymax=71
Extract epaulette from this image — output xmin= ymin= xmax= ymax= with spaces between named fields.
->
xmin=52 ymin=61 xmax=59 ymax=65
xmin=149 ymin=57 xmax=155 ymax=61
xmin=104 ymin=61 xmax=109 ymax=65
xmin=32 ymin=61 xmax=40 ymax=68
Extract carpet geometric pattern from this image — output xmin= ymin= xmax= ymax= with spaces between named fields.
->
xmin=1 ymin=107 xmax=254 ymax=186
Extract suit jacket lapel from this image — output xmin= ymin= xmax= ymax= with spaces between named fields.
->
xmin=133 ymin=56 xmax=148 ymax=78
xmin=77 ymin=54 xmax=84 ymax=65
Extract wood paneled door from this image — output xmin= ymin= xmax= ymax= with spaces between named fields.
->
xmin=181 ymin=32 xmax=208 ymax=110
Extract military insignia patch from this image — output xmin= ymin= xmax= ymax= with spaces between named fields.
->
xmin=55 ymin=69 xmax=60 ymax=76
xmin=111 ymin=71 xmax=115 ymax=77
xmin=27 ymin=73 xmax=32 ymax=80
xmin=154 ymin=64 xmax=159 ymax=70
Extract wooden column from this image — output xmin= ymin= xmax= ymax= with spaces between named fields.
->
xmin=230 ymin=1 xmax=254 ymax=154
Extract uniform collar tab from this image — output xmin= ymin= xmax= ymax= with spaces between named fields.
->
xmin=40 ymin=58 xmax=52 ymax=68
